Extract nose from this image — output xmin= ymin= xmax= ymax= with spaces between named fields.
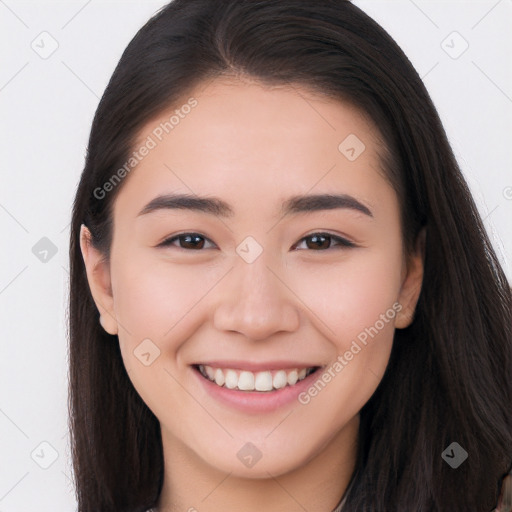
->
xmin=213 ymin=253 xmax=300 ymax=341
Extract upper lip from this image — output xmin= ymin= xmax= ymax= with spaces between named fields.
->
xmin=192 ymin=360 xmax=322 ymax=371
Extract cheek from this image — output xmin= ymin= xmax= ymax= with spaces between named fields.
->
xmin=292 ymin=247 xmax=403 ymax=343
xmin=289 ymin=246 xmax=403 ymax=413
xmin=294 ymin=253 xmax=401 ymax=420
xmin=110 ymin=250 xmax=207 ymax=337
xmin=108 ymin=249 xmax=215 ymax=413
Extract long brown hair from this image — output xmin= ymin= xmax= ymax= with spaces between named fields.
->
xmin=68 ymin=1 xmax=512 ymax=510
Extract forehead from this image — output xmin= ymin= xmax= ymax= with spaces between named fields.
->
xmin=113 ymin=78 xmax=391 ymax=220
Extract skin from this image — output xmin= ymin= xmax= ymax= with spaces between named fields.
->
xmin=80 ymin=77 xmax=425 ymax=512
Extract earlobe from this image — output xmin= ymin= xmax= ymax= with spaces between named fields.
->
xmin=79 ymin=224 xmax=119 ymax=335
xmin=395 ymin=227 xmax=426 ymax=329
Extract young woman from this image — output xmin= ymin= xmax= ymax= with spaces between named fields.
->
xmin=68 ymin=1 xmax=512 ymax=511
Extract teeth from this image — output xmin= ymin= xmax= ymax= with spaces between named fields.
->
xmin=287 ymin=370 xmax=298 ymax=386
xmin=225 ymin=369 xmax=238 ymax=389
xmin=272 ymin=370 xmax=288 ymax=389
xmin=255 ymin=371 xmax=273 ymax=391
xmin=198 ymin=364 xmax=316 ymax=392
xmin=238 ymin=371 xmax=255 ymax=391
xmin=205 ymin=366 xmax=215 ymax=380
xmin=214 ymin=368 xmax=225 ymax=386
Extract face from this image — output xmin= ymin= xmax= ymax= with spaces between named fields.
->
xmin=81 ymin=78 xmax=424 ymax=479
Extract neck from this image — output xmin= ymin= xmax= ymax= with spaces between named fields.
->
xmin=156 ymin=415 xmax=359 ymax=512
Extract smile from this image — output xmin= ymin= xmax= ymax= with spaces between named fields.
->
xmin=196 ymin=364 xmax=319 ymax=392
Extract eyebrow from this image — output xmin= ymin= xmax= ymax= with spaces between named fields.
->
xmin=137 ymin=192 xmax=374 ymax=219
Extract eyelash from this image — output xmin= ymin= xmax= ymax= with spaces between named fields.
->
xmin=158 ymin=232 xmax=356 ymax=251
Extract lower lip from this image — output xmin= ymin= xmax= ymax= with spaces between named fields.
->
xmin=192 ymin=366 xmax=321 ymax=414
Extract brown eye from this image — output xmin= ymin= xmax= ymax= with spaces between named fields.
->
xmin=159 ymin=233 xmax=215 ymax=250
xmin=294 ymin=232 xmax=356 ymax=251
xmin=158 ymin=232 xmax=355 ymax=252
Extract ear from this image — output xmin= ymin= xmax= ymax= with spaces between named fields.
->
xmin=395 ymin=226 xmax=426 ymax=329
xmin=79 ymin=224 xmax=119 ymax=335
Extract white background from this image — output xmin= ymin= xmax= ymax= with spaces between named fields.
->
xmin=0 ymin=1 xmax=511 ymax=510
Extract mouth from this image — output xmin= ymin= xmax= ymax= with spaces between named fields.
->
xmin=193 ymin=364 xmax=320 ymax=392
